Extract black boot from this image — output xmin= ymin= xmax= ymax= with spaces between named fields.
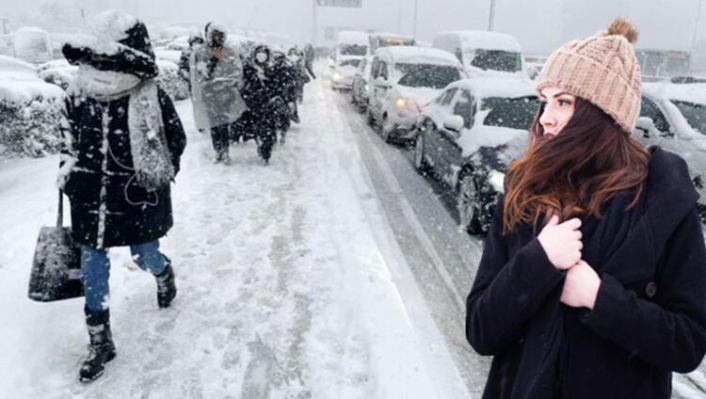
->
xmin=79 ymin=308 xmax=116 ymax=383
xmin=156 ymin=257 xmax=176 ymax=308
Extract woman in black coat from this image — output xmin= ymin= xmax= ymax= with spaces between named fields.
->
xmin=465 ymin=18 xmax=706 ymax=399
xmin=58 ymin=10 xmax=186 ymax=383
xmin=241 ymin=44 xmax=278 ymax=163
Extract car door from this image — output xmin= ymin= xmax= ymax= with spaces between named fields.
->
xmin=439 ymin=89 xmax=474 ymax=186
xmin=424 ymin=87 xmax=458 ymax=171
xmin=371 ymin=59 xmax=391 ymax=121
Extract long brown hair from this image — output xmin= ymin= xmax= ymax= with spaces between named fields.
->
xmin=502 ymin=97 xmax=650 ymax=234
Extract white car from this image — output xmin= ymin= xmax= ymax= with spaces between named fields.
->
xmin=635 ymin=82 xmax=706 ymax=222
xmin=413 ymin=77 xmax=538 ymax=235
xmin=331 ymin=56 xmax=363 ymax=91
xmin=366 ymin=46 xmax=466 ymax=143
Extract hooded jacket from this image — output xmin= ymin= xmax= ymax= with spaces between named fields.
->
xmin=59 ymin=11 xmax=186 ymax=248
xmin=189 ymin=22 xmax=246 ymax=132
xmin=466 ymin=146 xmax=706 ymax=399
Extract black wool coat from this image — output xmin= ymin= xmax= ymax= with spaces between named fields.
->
xmin=466 ymin=147 xmax=706 ymax=399
xmin=61 ymin=87 xmax=187 ymax=248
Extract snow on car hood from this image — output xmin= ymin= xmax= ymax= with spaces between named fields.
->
xmin=395 ymin=86 xmax=442 ymax=107
xmin=457 ymin=110 xmax=529 ymax=158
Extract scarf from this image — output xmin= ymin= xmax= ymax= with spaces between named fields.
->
xmin=75 ymin=66 xmax=174 ymax=190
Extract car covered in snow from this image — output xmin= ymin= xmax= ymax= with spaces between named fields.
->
xmin=413 ymin=78 xmax=538 ymax=235
xmin=331 ymin=56 xmax=364 ymax=91
xmin=432 ymin=31 xmax=525 ymax=78
xmin=0 ymin=55 xmax=65 ymax=156
xmin=350 ymin=56 xmax=373 ymax=112
xmin=13 ymin=27 xmax=53 ymax=64
xmin=634 ymin=82 xmax=706 ymax=222
xmin=366 ymin=46 xmax=466 ymax=143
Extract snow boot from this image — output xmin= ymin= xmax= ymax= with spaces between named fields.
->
xmin=156 ymin=258 xmax=176 ymax=308
xmin=79 ymin=308 xmax=116 ymax=383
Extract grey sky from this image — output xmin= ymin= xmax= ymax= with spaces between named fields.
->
xmin=1 ymin=0 xmax=704 ymax=57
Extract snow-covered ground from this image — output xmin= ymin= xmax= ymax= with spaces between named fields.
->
xmin=1 ymin=71 xmax=705 ymax=399
xmin=0 ymin=76 xmax=472 ymax=398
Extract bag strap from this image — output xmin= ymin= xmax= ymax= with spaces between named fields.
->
xmin=57 ymin=189 xmax=64 ymax=227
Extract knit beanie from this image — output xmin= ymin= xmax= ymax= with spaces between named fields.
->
xmin=536 ymin=17 xmax=641 ymax=134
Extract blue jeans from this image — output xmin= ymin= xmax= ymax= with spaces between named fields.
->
xmin=82 ymin=240 xmax=167 ymax=313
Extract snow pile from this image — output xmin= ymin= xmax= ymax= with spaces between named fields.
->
xmin=0 ymin=57 xmax=66 ymax=157
xmin=156 ymin=60 xmax=189 ymax=101
xmin=13 ymin=27 xmax=52 ymax=64
xmin=379 ymin=46 xmax=461 ymax=67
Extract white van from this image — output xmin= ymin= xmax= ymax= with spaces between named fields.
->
xmin=432 ymin=31 xmax=525 ymax=78
xmin=331 ymin=31 xmax=369 ymax=90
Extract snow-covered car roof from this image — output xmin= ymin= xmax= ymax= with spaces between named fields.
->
xmin=643 ymin=82 xmax=706 ymax=139
xmin=436 ymin=31 xmax=522 ymax=52
xmin=337 ymin=31 xmax=369 ymax=45
xmin=376 ymin=46 xmax=461 ymax=67
xmin=447 ymin=77 xmax=536 ymax=100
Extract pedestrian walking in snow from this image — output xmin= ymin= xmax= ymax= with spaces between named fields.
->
xmin=287 ymin=46 xmax=311 ymax=104
xmin=242 ymin=44 xmax=278 ymax=164
xmin=58 ymin=10 xmax=186 ymax=383
xmin=465 ymin=18 xmax=706 ymax=399
xmin=269 ymin=49 xmax=298 ymax=143
xmin=303 ymin=43 xmax=317 ymax=80
xmin=178 ymin=33 xmax=204 ymax=90
xmin=190 ymin=22 xmax=246 ymax=163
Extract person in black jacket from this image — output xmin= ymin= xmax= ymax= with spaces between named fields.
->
xmin=269 ymin=50 xmax=298 ymax=142
xmin=177 ymin=33 xmax=204 ymax=89
xmin=466 ymin=17 xmax=706 ymax=399
xmin=58 ymin=10 xmax=186 ymax=383
xmin=242 ymin=44 xmax=278 ymax=163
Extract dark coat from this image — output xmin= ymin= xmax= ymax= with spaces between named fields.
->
xmin=61 ymin=88 xmax=186 ymax=248
xmin=466 ymin=146 xmax=706 ymax=399
xmin=268 ymin=61 xmax=297 ymax=103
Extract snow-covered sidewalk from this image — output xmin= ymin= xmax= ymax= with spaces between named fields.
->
xmin=0 ymin=78 xmax=467 ymax=398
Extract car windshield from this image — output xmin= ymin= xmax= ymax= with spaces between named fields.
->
xmin=395 ymin=63 xmax=461 ymax=89
xmin=469 ymin=50 xmax=522 ymax=73
xmin=482 ymin=96 xmax=540 ymax=130
xmin=339 ymin=59 xmax=361 ymax=68
xmin=339 ymin=44 xmax=367 ymax=56
xmin=671 ymin=100 xmax=706 ymax=135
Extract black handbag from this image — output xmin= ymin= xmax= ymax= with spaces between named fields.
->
xmin=28 ymin=190 xmax=84 ymax=302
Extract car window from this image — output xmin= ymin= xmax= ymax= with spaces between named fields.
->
xmin=640 ymin=96 xmax=671 ymax=133
xmin=482 ymin=96 xmax=540 ymax=130
xmin=395 ymin=63 xmax=462 ymax=89
xmin=339 ymin=44 xmax=368 ymax=56
xmin=339 ymin=59 xmax=361 ymax=68
xmin=671 ymin=100 xmax=706 ymax=136
xmin=379 ymin=61 xmax=389 ymax=80
xmin=371 ymin=58 xmax=380 ymax=79
xmin=469 ymin=49 xmax=522 ymax=73
xmin=436 ymin=88 xmax=458 ymax=105
xmin=453 ymin=90 xmax=474 ymax=129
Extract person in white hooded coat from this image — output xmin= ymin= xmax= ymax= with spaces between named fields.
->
xmin=190 ymin=22 xmax=246 ymax=162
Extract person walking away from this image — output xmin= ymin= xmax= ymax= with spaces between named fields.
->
xmin=465 ymin=17 xmax=706 ymax=399
xmin=303 ymin=43 xmax=317 ymax=80
xmin=242 ymin=44 xmax=278 ymax=164
xmin=58 ymin=10 xmax=187 ymax=383
xmin=190 ymin=22 xmax=246 ymax=163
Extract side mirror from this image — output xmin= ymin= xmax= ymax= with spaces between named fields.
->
xmin=443 ymin=115 xmax=465 ymax=133
xmin=635 ymin=116 xmax=655 ymax=138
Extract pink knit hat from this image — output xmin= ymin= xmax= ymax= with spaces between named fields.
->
xmin=536 ymin=17 xmax=642 ymax=134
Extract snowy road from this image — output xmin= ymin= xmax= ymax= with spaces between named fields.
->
xmin=1 ymin=73 xmax=706 ymax=398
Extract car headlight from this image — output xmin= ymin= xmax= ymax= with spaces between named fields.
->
xmin=332 ymin=72 xmax=342 ymax=81
xmin=395 ymin=97 xmax=406 ymax=112
xmin=488 ymin=170 xmax=506 ymax=193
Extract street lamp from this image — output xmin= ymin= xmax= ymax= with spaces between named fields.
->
xmin=488 ymin=0 xmax=497 ymax=31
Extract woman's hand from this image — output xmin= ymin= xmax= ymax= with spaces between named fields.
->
xmin=561 ymin=260 xmax=601 ymax=309
xmin=537 ymin=215 xmax=583 ymax=270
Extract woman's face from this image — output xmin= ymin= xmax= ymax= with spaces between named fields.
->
xmin=539 ymin=86 xmax=576 ymax=139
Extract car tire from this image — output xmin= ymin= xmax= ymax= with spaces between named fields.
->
xmin=457 ymin=172 xmax=484 ymax=236
xmin=414 ymin=132 xmax=429 ymax=173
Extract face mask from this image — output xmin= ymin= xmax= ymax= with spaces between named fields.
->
xmin=290 ymin=55 xmax=300 ymax=62
xmin=256 ymin=52 xmax=268 ymax=63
